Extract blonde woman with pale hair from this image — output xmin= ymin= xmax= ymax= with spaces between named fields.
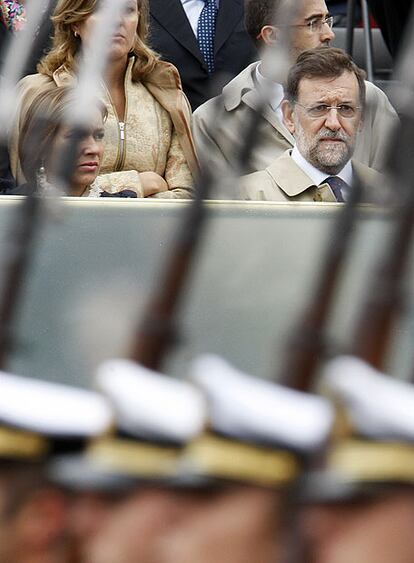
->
xmin=9 ymin=0 xmax=197 ymax=198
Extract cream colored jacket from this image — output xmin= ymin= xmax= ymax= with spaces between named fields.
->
xmin=10 ymin=58 xmax=197 ymax=198
xmin=241 ymin=150 xmax=388 ymax=203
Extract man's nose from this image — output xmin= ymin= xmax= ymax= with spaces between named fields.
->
xmin=324 ymin=107 xmax=342 ymax=131
xmin=320 ymin=22 xmax=335 ymax=44
xmin=302 ymin=505 xmax=342 ymax=544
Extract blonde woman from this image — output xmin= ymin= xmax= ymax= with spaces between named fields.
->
xmin=10 ymin=0 xmax=197 ymax=198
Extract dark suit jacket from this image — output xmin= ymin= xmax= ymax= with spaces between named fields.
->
xmin=149 ymin=0 xmax=258 ymax=110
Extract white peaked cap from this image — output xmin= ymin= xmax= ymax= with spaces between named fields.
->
xmin=323 ymin=356 xmax=414 ymax=441
xmin=0 ymin=371 xmax=112 ymax=437
xmin=190 ymin=355 xmax=333 ymax=453
xmin=96 ymin=360 xmax=206 ymax=444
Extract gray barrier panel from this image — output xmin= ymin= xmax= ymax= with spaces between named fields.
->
xmin=0 ymin=197 xmax=410 ymax=387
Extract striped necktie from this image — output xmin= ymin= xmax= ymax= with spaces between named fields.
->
xmin=197 ymin=0 xmax=218 ymax=74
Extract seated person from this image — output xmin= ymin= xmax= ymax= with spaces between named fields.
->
xmin=193 ymin=0 xmax=399 ymax=176
xmin=148 ymin=0 xmax=258 ymax=111
xmin=303 ymin=356 xmax=414 ymax=563
xmin=10 ymin=0 xmax=196 ymax=199
xmin=13 ymin=87 xmax=138 ymax=197
xmin=241 ymin=48 xmax=387 ymax=203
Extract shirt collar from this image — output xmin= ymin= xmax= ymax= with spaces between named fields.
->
xmin=255 ymin=63 xmax=285 ymax=113
xmin=291 ymin=145 xmax=353 ymax=186
xmin=180 ymin=0 xmax=219 ymax=6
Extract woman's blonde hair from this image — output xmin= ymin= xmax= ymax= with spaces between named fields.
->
xmin=38 ymin=0 xmax=158 ymax=81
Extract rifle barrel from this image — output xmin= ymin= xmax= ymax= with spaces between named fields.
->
xmin=278 ymin=179 xmax=363 ymax=391
xmin=129 ymin=0 xmax=301 ymax=370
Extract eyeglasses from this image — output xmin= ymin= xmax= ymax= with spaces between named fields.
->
xmin=291 ymin=16 xmax=334 ymax=33
xmin=294 ymin=103 xmax=361 ymax=118
xmin=256 ymin=15 xmax=334 ymax=40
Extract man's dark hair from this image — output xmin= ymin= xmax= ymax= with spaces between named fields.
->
xmin=285 ymin=47 xmax=367 ymax=109
xmin=244 ymin=0 xmax=283 ymax=46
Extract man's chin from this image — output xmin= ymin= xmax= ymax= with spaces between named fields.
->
xmin=315 ymin=144 xmax=350 ymax=169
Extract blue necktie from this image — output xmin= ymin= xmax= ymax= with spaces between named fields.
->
xmin=324 ymin=176 xmax=348 ymax=202
xmin=197 ymin=0 xmax=218 ymax=74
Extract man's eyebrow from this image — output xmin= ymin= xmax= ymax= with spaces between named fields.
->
xmin=304 ymin=12 xmax=329 ymax=22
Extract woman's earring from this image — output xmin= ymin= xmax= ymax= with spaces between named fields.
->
xmin=74 ymin=30 xmax=79 ymax=38
xmin=37 ymin=161 xmax=48 ymax=192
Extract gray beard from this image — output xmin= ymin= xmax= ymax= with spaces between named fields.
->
xmin=309 ymin=139 xmax=353 ymax=175
xmin=297 ymin=128 xmax=354 ymax=176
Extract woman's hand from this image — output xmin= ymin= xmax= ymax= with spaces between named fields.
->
xmin=139 ymin=172 xmax=168 ymax=197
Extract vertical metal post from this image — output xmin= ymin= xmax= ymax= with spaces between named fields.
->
xmin=346 ymin=0 xmax=356 ymax=55
xmin=361 ymin=0 xmax=375 ymax=82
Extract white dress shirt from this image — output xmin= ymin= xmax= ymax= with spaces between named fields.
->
xmin=180 ymin=0 xmax=220 ymax=37
xmin=255 ymin=63 xmax=285 ymax=122
xmin=291 ymin=145 xmax=353 ymax=200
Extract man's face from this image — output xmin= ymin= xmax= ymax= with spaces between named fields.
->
xmin=86 ymin=486 xmax=202 ymax=563
xmin=74 ymin=0 xmax=138 ymax=63
xmin=290 ymin=0 xmax=335 ymax=59
xmin=66 ymin=491 xmax=126 ymax=562
xmin=282 ymin=71 xmax=362 ymax=175
xmin=0 ymin=470 xmax=68 ymax=563
xmin=157 ymin=486 xmax=283 ymax=563
xmin=303 ymin=490 xmax=414 ymax=563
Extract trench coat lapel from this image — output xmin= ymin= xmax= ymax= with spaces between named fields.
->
xmin=241 ymin=88 xmax=295 ymax=146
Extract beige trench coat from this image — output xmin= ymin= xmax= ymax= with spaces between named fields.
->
xmin=240 ymin=150 xmax=389 ymax=203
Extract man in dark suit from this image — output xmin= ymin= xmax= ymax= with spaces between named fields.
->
xmin=148 ymin=0 xmax=258 ymax=110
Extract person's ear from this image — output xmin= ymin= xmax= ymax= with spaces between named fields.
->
xmin=281 ymin=99 xmax=296 ymax=134
xmin=258 ymin=25 xmax=279 ymax=47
